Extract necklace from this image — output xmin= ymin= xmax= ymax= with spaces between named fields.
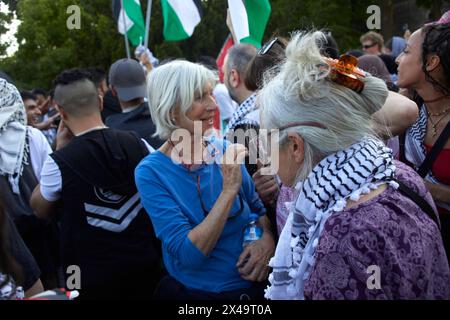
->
xmin=427 ymin=108 xmax=450 ymax=137
xmin=167 ymin=138 xmax=208 ymax=170
xmin=427 ymin=107 xmax=450 ymax=117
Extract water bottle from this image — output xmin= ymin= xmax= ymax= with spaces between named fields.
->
xmin=243 ymin=213 xmax=263 ymax=248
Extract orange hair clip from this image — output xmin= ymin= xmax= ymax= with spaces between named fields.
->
xmin=324 ymin=54 xmax=366 ymax=93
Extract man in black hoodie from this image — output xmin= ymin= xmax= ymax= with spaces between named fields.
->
xmin=30 ymin=69 xmax=162 ymax=300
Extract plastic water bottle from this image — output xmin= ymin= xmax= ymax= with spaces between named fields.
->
xmin=243 ymin=214 xmax=263 ymax=248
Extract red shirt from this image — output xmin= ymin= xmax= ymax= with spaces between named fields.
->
xmin=424 ymin=144 xmax=450 ymax=185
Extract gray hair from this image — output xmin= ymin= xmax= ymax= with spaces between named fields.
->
xmin=226 ymin=43 xmax=257 ymax=76
xmin=259 ymin=31 xmax=389 ymax=180
xmin=146 ymin=60 xmax=217 ymax=140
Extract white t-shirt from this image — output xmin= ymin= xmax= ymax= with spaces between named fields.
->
xmin=28 ymin=127 xmax=52 ymax=180
xmin=40 ymin=137 xmax=154 ymax=202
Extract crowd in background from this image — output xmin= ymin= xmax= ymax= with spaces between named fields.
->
xmin=1 ymin=10 xmax=450 ymax=300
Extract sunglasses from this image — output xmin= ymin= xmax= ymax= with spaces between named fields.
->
xmin=362 ymin=43 xmax=377 ymax=50
xmin=258 ymin=37 xmax=282 ymax=55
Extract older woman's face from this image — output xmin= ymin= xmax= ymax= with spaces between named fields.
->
xmin=396 ymin=29 xmax=426 ymax=89
xmin=178 ymin=84 xmax=217 ymax=135
xmin=276 ymin=135 xmax=303 ymax=187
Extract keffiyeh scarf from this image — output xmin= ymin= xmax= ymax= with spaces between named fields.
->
xmin=265 ymin=138 xmax=397 ymax=300
xmin=405 ymin=105 xmax=450 ymax=211
xmin=0 ymin=273 xmax=24 ymax=300
xmin=225 ymin=93 xmax=259 ymax=135
xmin=0 ymin=79 xmax=29 ymax=194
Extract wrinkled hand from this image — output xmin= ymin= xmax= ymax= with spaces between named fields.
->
xmin=222 ymin=144 xmax=247 ymax=195
xmin=252 ymin=166 xmax=279 ymax=206
xmin=55 ymin=120 xmax=74 ymax=150
xmin=237 ymin=233 xmax=275 ymax=282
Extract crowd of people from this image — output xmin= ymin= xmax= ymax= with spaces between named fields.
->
xmin=1 ymin=11 xmax=450 ymax=300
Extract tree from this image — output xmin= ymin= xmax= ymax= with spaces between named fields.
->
xmin=0 ymin=0 xmax=128 ymax=88
xmin=0 ymin=0 xmax=15 ymax=57
xmin=266 ymin=0 xmax=374 ymax=51
xmin=416 ymin=0 xmax=446 ymax=20
xmin=1 ymin=0 xmax=433 ymax=89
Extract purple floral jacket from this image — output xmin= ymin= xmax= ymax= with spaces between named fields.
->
xmin=304 ymin=161 xmax=450 ymax=299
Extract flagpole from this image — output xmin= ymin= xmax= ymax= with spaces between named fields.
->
xmin=120 ymin=0 xmax=131 ymax=58
xmin=144 ymin=0 xmax=152 ymax=49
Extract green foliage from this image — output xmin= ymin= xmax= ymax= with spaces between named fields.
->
xmin=266 ymin=0 xmax=374 ymax=52
xmin=0 ymin=0 xmax=390 ymax=89
xmin=0 ymin=12 xmax=12 ymax=57
xmin=0 ymin=0 xmax=14 ymax=57
xmin=1 ymin=0 xmax=127 ymax=89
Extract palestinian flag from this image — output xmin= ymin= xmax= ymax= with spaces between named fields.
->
xmin=161 ymin=0 xmax=202 ymax=41
xmin=228 ymin=0 xmax=271 ymax=48
xmin=112 ymin=0 xmax=146 ymax=46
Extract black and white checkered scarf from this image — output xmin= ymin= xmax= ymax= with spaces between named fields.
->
xmin=265 ymin=138 xmax=397 ymax=300
xmin=225 ymin=93 xmax=259 ymax=134
xmin=0 ymin=79 xmax=29 ymax=194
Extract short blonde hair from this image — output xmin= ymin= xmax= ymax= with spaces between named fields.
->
xmin=360 ymin=31 xmax=384 ymax=51
xmin=146 ymin=60 xmax=217 ymax=140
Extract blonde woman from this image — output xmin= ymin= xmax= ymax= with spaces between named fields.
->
xmin=135 ymin=60 xmax=275 ymax=300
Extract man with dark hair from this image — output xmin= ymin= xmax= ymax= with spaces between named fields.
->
xmin=21 ymin=90 xmax=59 ymax=137
xmin=31 ymin=88 xmax=47 ymax=107
xmin=20 ymin=91 xmax=42 ymax=127
xmin=106 ymin=58 xmax=163 ymax=148
xmin=84 ymin=67 xmax=108 ymax=97
xmin=30 ymin=68 xmax=162 ymax=300
xmin=84 ymin=67 xmax=122 ymax=122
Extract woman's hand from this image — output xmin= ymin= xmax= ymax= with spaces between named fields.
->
xmin=237 ymin=231 xmax=275 ymax=282
xmin=252 ymin=165 xmax=279 ymax=206
xmin=187 ymin=144 xmax=248 ymax=256
xmin=221 ymin=144 xmax=247 ymax=195
xmin=425 ymin=180 xmax=450 ymax=207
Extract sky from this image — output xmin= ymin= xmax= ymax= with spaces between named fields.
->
xmin=0 ymin=1 xmax=20 ymax=57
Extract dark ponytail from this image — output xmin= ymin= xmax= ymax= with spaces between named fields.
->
xmin=421 ymin=23 xmax=450 ymax=97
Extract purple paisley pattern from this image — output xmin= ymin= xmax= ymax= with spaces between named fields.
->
xmin=304 ymin=161 xmax=450 ymax=300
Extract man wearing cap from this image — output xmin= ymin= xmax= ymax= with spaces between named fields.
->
xmin=106 ymin=58 xmax=163 ymax=149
